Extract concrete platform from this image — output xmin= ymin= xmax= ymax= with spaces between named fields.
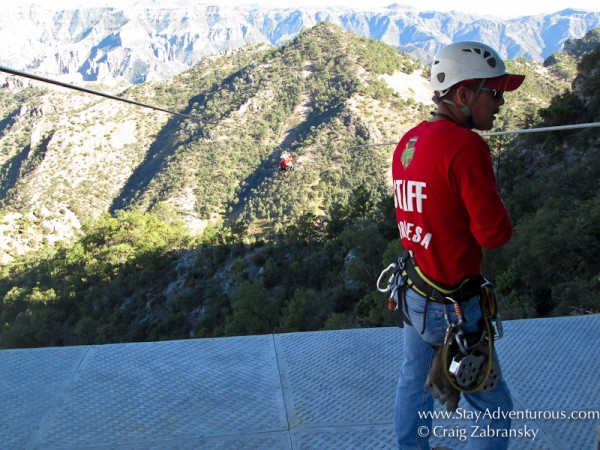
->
xmin=0 ymin=315 xmax=598 ymax=449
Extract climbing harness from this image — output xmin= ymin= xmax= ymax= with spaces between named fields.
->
xmin=377 ymin=254 xmax=505 ymax=395
xmin=402 ymin=255 xmax=483 ymax=305
xmin=376 ymin=251 xmax=484 ymax=326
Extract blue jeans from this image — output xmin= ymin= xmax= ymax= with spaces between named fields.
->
xmin=395 ymin=287 xmax=513 ymax=449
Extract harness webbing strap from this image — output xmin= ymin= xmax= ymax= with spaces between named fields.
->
xmin=402 ymin=256 xmax=483 ymax=304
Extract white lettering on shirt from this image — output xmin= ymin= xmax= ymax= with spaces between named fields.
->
xmin=394 ymin=179 xmax=432 ymax=249
xmin=398 ymin=221 xmax=432 ymax=249
xmin=394 ymin=180 xmax=427 ymax=213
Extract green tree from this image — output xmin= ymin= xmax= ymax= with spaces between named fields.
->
xmin=224 ymin=281 xmax=279 ymax=336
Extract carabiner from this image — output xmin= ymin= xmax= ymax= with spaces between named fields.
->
xmin=376 ymin=262 xmax=398 ymax=293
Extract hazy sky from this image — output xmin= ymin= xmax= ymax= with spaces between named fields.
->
xmin=8 ymin=0 xmax=600 ymax=18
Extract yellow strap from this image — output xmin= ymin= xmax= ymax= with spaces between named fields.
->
xmin=481 ymin=285 xmax=498 ymax=318
xmin=413 ymin=265 xmax=470 ymax=295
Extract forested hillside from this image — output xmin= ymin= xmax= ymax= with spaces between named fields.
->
xmin=0 ymin=24 xmax=597 ymax=349
xmin=491 ymin=36 xmax=600 ymax=318
xmin=0 ymin=24 xmax=431 ymax=261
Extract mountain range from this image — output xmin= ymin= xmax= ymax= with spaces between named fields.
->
xmin=0 ymin=21 xmax=582 ymax=263
xmin=0 ymin=21 xmax=598 ymax=344
xmin=0 ymin=3 xmax=599 ymax=84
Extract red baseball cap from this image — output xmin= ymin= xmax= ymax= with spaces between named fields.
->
xmin=484 ymin=74 xmax=526 ymax=91
xmin=454 ymin=73 xmax=525 ymax=92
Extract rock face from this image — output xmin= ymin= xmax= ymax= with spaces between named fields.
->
xmin=0 ymin=4 xmax=598 ymax=84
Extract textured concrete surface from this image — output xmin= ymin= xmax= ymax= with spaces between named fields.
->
xmin=0 ymin=315 xmax=598 ymax=449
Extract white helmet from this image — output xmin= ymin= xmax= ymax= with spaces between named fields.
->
xmin=431 ymin=41 xmax=523 ymax=95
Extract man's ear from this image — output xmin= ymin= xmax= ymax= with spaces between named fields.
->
xmin=455 ymin=86 xmax=470 ymax=106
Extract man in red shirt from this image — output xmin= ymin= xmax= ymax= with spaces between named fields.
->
xmin=392 ymin=41 xmax=524 ymax=449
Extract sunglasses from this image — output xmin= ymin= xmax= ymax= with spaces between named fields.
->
xmin=480 ymin=87 xmax=504 ymax=100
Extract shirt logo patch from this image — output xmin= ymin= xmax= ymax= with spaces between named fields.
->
xmin=401 ymin=137 xmax=418 ymax=169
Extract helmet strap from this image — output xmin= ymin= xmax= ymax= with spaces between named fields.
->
xmin=440 ymin=79 xmax=486 ymax=129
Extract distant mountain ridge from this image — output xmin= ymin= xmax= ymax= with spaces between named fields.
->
xmin=0 ymin=21 xmax=580 ymax=262
xmin=0 ymin=4 xmax=598 ymax=84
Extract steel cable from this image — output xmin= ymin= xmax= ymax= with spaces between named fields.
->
xmin=2 ymin=65 xmax=598 ymax=144
xmin=0 ymin=65 xmax=203 ymax=122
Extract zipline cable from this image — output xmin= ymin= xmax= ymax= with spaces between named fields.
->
xmin=0 ymin=65 xmax=203 ymax=122
xmin=480 ymin=122 xmax=600 ymax=136
xmin=346 ymin=121 xmax=600 ymax=149
xmin=2 ymin=64 xmax=598 ymax=144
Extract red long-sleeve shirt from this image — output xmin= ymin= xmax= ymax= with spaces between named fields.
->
xmin=391 ymin=120 xmax=512 ymax=287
